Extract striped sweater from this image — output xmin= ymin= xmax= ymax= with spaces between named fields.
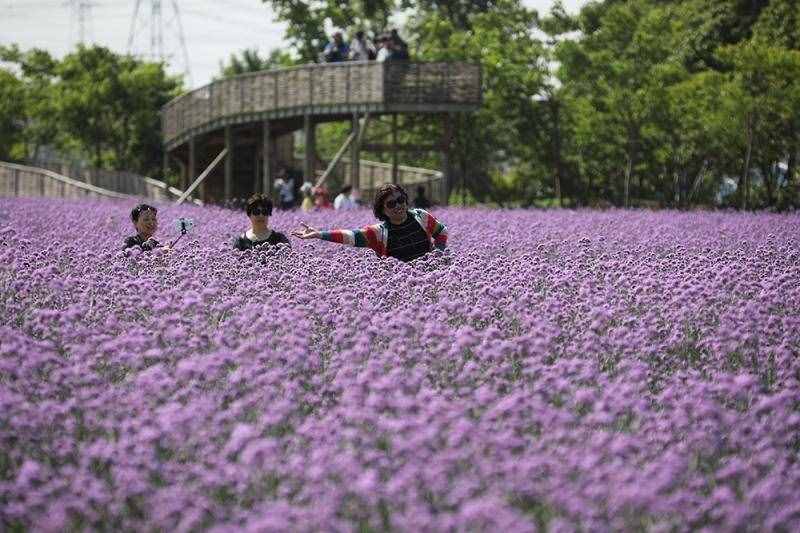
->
xmin=319 ymin=208 xmax=447 ymax=258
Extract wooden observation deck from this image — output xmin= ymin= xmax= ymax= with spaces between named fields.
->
xmin=161 ymin=61 xmax=481 ymax=204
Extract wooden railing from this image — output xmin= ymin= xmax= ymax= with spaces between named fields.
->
xmin=300 ymin=156 xmax=446 ymax=205
xmin=162 ymin=61 xmax=481 ymax=148
xmin=1 ymin=161 xmax=201 ymax=204
xmin=0 ymin=161 xmax=131 ymax=200
xmin=343 ymin=158 xmax=445 ymax=204
xmin=30 ymin=158 xmax=191 ymax=201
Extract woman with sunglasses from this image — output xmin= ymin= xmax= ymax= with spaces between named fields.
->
xmin=233 ymin=194 xmax=291 ymax=251
xmin=292 ymin=183 xmax=447 ymax=262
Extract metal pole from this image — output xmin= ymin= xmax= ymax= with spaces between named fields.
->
xmin=316 ymin=132 xmax=356 ymax=189
xmin=176 ymin=148 xmax=228 ymax=205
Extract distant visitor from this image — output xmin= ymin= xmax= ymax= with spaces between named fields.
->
xmin=413 ymin=185 xmax=432 ymax=209
xmin=334 ymin=185 xmax=359 ymax=210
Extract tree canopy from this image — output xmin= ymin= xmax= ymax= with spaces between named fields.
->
xmin=0 ymin=44 xmax=182 ymax=178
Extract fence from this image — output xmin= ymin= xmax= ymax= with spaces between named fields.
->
xmin=299 ymin=156 xmax=446 ymax=205
xmin=0 ymin=161 xmax=131 ymax=200
xmin=24 ymin=158 xmax=199 ymax=203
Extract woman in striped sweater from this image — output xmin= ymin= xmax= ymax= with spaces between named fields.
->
xmin=292 ymin=184 xmax=447 ymax=262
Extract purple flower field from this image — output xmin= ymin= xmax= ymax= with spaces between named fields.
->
xmin=1 ymin=197 xmax=799 ymax=532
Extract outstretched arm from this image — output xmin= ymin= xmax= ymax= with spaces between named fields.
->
xmin=292 ymin=222 xmax=380 ymax=250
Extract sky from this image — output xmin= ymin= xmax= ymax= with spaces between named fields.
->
xmin=2 ymin=0 xmax=588 ymax=89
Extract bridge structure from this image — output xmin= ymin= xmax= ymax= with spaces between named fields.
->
xmin=161 ymin=61 xmax=482 ymax=204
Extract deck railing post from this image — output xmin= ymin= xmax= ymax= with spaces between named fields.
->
xmin=304 ymin=115 xmax=315 ymax=183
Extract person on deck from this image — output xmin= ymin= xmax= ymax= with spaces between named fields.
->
xmin=233 ymin=194 xmax=290 ymax=251
xmin=124 ymin=203 xmax=161 ymax=252
xmin=413 ymin=185 xmax=432 ymax=209
xmin=321 ymin=32 xmax=349 ymax=63
xmin=292 ymin=184 xmax=447 ymax=262
xmin=349 ymin=30 xmax=376 ymax=61
xmin=390 ymin=29 xmax=409 ymax=60
xmin=376 ymin=34 xmax=394 ymax=62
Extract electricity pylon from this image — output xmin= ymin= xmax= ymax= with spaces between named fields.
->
xmin=127 ymin=0 xmax=193 ymax=86
xmin=65 ymin=0 xmax=95 ymax=46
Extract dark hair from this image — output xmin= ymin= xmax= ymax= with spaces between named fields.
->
xmin=373 ymin=184 xmax=408 ymax=221
xmin=339 ymin=185 xmax=353 ymax=196
xmin=130 ymin=203 xmax=157 ymax=223
xmin=245 ymin=193 xmax=273 ymax=216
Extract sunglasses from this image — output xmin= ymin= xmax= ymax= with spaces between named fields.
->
xmin=384 ymin=196 xmax=407 ymax=209
xmin=249 ymin=207 xmax=270 ymax=216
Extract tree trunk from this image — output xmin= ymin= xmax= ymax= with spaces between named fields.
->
xmin=688 ymin=159 xmax=709 ymax=206
xmin=763 ymin=163 xmax=775 ymax=207
xmin=740 ymin=112 xmax=754 ymax=210
xmin=624 ymin=151 xmax=632 ymax=208
xmin=550 ymin=99 xmax=563 ymax=207
xmin=787 ymin=148 xmax=797 ymax=207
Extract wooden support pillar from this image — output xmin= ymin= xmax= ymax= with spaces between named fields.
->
xmin=162 ymin=150 xmax=169 ymax=182
xmin=304 ymin=115 xmax=316 ymax=183
xmin=224 ymin=126 xmax=233 ymax=201
xmin=391 ymin=113 xmax=399 ymax=185
xmin=441 ymin=113 xmax=453 ymax=205
xmin=262 ymin=119 xmax=272 ymax=195
xmin=177 ymin=159 xmax=187 ymax=190
xmin=188 ymin=136 xmax=196 ymax=192
xmin=350 ymin=113 xmax=360 ymax=190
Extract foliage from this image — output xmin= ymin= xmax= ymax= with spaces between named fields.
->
xmin=217 ymin=48 xmax=298 ymax=79
xmin=0 ymin=68 xmax=24 ymax=160
xmin=0 ymin=45 xmax=181 ymax=177
xmin=547 ymin=0 xmax=800 ymax=208
xmin=0 ymin=45 xmax=60 ymax=161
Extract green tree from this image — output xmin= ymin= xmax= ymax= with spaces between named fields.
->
xmin=0 ymin=45 xmax=59 ymax=161
xmin=217 ymin=48 xmax=297 ymax=79
xmin=53 ymin=45 xmax=181 ymax=175
xmin=556 ymin=0 xmax=690 ymax=206
xmin=715 ymin=42 xmax=800 ymax=208
xmin=410 ymin=0 xmax=549 ymax=204
xmin=0 ymin=68 xmax=24 ymax=160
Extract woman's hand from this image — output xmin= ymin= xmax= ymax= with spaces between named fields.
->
xmin=291 ymin=222 xmax=322 ymax=239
